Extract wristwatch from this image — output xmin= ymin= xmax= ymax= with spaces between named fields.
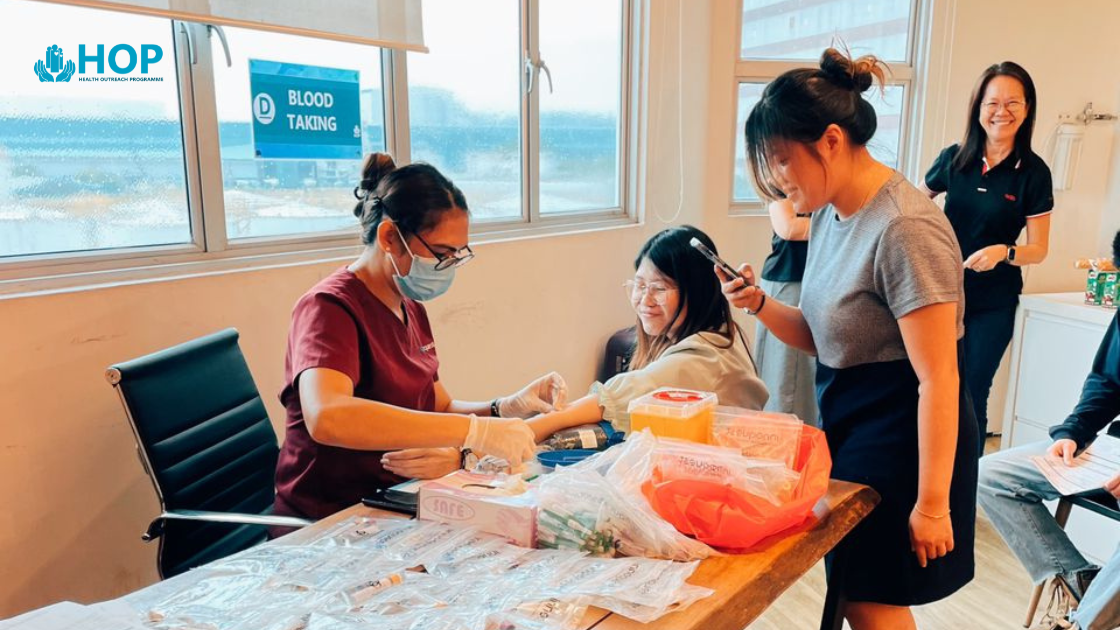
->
xmin=1006 ymin=245 xmax=1017 ymax=262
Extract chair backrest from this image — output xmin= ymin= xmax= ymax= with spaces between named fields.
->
xmin=107 ymin=328 xmax=279 ymax=578
xmin=598 ymin=325 xmax=637 ymax=383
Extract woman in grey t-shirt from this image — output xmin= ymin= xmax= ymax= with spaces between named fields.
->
xmin=720 ymin=49 xmax=979 ymax=628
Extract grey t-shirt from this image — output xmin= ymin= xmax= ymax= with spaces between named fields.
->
xmin=800 ymin=172 xmax=965 ymax=370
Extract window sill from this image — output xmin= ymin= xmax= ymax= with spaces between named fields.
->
xmin=0 ymin=215 xmax=641 ymax=301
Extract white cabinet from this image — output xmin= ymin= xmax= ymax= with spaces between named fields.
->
xmin=1001 ymin=293 xmax=1118 ymax=563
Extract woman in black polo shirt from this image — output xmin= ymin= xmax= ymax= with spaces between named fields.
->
xmin=923 ymin=61 xmax=1053 ymax=451
xmin=757 ymin=199 xmax=818 ymax=425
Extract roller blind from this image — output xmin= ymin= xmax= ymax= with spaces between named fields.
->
xmin=29 ymin=0 xmax=427 ymax=52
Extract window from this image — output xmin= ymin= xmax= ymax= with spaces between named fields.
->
xmin=0 ymin=1 xmax=190 ymax=259
xmin=211 ymin=27 xmax=386 ymax=241
xmin=0 ymin=0 xmax=637 ymax=289
xmin=405 ymin=0 xmax=630 ymax=229
xmin=731 ymin=0 xmax=921 ymax=213
xmin=407 ymin=0 xmax=522 ymax=222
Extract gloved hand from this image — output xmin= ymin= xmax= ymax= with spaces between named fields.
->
xmin=463 ymin=415 xmax=536 ymax=468
xmin=498 ymin=372 xmax=568 ymax=418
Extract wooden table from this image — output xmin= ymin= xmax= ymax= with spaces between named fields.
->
xmin=126 ymin=479 xmax=877 ymax=630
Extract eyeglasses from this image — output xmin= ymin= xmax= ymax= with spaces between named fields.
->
xmin=623 ymin=279 xmax=677 ymax=305
xmin=409 ymin=231 xmax=475 ymax=271
xmin=982 ymin=100 xmax=1026 ymax=114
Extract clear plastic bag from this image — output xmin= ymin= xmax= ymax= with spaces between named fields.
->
xmin=644 ymin=424 xmax=832 ymax=550
xmin=711 ymin=406 xmax=803 ymax=468
xmin=148 ymin=572 xmax=306 ymax=630
xmin=425 ymin=533 xmax=533 ymax=579
xmin=311 ymin=516 xmax=417 ymax=549
xmin=485 ymin=597 xmax=589 ymax=630
xmin=653 ymin=440 xmax=801 ymax=505
xmin=589 ymin=583 xmax=714 ymax=623
xmin=534 ymin=440 xmax=714 ymax=561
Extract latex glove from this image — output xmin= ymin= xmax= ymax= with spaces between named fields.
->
xmin=1047 ymin=438 xmax=1079 ymax=466
xmin=463 ymin=415 xmax=536 ymax=468
xmin=381 ymin=447 xmax=460 ymax=479
xmin=498 ymin=372 xmax=568 ymax=418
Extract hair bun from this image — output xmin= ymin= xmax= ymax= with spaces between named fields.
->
xmin=819 ymin=48 xmax=883 ymax=93
xmin=353 ymin=152 xmax=397 ymax=218
xmin=357 ymin=152 xmax=397 ymax=195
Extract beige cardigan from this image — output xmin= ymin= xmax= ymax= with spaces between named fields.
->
xmin=593 ymin=330 xmax=770 ymax=432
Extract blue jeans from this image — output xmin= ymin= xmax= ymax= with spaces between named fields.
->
xmin=978 ymin=442 xmax=1120 ymax=629
xmin=963 ymin=305 xmax=1018 ymax=449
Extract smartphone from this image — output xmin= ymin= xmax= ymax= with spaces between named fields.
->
xmin=690 ymin=237 xmax=747 ymax=283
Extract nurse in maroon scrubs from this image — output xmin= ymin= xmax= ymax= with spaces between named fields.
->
xmin=273 ymin=153 xmax=565 ymax=522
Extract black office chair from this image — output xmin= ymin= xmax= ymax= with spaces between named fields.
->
xmin=1023 ymin=421 xmax=1120 ymax=627
xmin=107 ymin=328 xmax=311 ymax=579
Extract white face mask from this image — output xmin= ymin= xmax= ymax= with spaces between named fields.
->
xmin=387 ymin=224 xmax=456 ymax=301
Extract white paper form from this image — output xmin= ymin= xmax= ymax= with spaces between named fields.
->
xmin=1031 ymin=434 xmax=1120 ymax=496
xmin=0 ymin=600 xmax=146 ymax=630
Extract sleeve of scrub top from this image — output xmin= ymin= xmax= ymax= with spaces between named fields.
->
xmin=873 ymin=213 xmax=964 ymax=320
xmin=590 ymin=344 xmax=708 ymax=432
xmin=1050 ymin=311 xmax=1120 ymax=450
xmin=923 ymin=144 xmax=957 ymax=194
xmin=1023 ymin=162 xmax=1055 ymax=218
xmin=290 ymin=292 xmax=362 ymax=388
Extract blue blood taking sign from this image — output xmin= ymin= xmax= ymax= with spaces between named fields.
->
xmin=249 ymin=59 xmax=362 ymax=160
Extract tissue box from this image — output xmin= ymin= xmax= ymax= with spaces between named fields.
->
xmin=418 ymin=471 xmax=537 ymax=547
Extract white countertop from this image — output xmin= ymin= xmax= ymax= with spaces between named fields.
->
xmin=1020 ymin=292 xmax=1117 ymax=326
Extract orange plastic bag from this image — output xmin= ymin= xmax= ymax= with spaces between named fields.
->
xmin=641 ymin=425 xmax=831 ymax=551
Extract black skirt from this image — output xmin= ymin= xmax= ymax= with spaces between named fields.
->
xmin=817 ymin=346 xmax=978 ymax=606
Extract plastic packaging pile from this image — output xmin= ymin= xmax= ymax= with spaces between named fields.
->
xmin=144 ymin=516 xmax=713 ymax=630
xmin=537 ymin=419 xmax=831 ymax=554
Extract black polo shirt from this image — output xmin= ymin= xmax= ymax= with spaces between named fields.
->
xmin=761 ymin=232 xmax=808 ymax=283
xmin=924 ymin=143 xmax=1054 ymax=312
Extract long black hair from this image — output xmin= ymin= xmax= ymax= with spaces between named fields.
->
xmin=352 ymin=152 xmax=469 ymax=244
xmin=744 ymin=48 xmax=887 ymax=200
xmin=952 ymin=61 xmax=1038 ymax=172
xmin=630 ymin=225 xmax=751 ymax=370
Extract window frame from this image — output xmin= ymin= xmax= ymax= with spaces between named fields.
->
xmin=0 ymin=1 xmax=642 ymax=295
xmin=728 ymin=0 xmax=924 ymax=216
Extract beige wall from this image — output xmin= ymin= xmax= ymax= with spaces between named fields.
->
xmin=4 ymin=0 xmax=1120 ymax=618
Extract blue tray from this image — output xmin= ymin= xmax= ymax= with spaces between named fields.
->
xmin=538 ymin=449 xmax=598 ymax=468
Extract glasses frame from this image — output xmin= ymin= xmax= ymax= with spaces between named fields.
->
xmin=981 ymin=100 xmax=1026 ymax=114
xmin=409 ymin=231 xmax=475 ymax=271
xmin=622 ymin=279 xmax=677 ymax=305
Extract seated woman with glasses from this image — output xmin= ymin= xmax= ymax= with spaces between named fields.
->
xmin=273 ymin=152 xmax=566 ymax=526
xmin=527 ymin=225 xmax=768 ymax=442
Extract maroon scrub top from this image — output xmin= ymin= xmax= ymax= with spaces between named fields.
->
xmin=273 ymin=267 xmax=440 ymax=521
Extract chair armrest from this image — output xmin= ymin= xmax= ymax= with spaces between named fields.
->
xmin=1069 ymin=493 xmax=1120 ymax=521
xmin=142 ymin=510 xmax=313 ymax=541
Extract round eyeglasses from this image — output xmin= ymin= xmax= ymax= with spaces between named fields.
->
xmin=623 ymin=279 xmax=677 ymax=305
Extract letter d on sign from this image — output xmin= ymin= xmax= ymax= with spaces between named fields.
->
xmin=253 ymin=93 xmax=276 ymax=125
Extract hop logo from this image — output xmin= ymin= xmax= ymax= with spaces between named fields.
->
xmin=35 ymin=44 xmax=76 ymax=82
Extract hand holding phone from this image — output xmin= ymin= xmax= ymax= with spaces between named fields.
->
xmin=690 ymin=237 xmax=748 ymax=283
